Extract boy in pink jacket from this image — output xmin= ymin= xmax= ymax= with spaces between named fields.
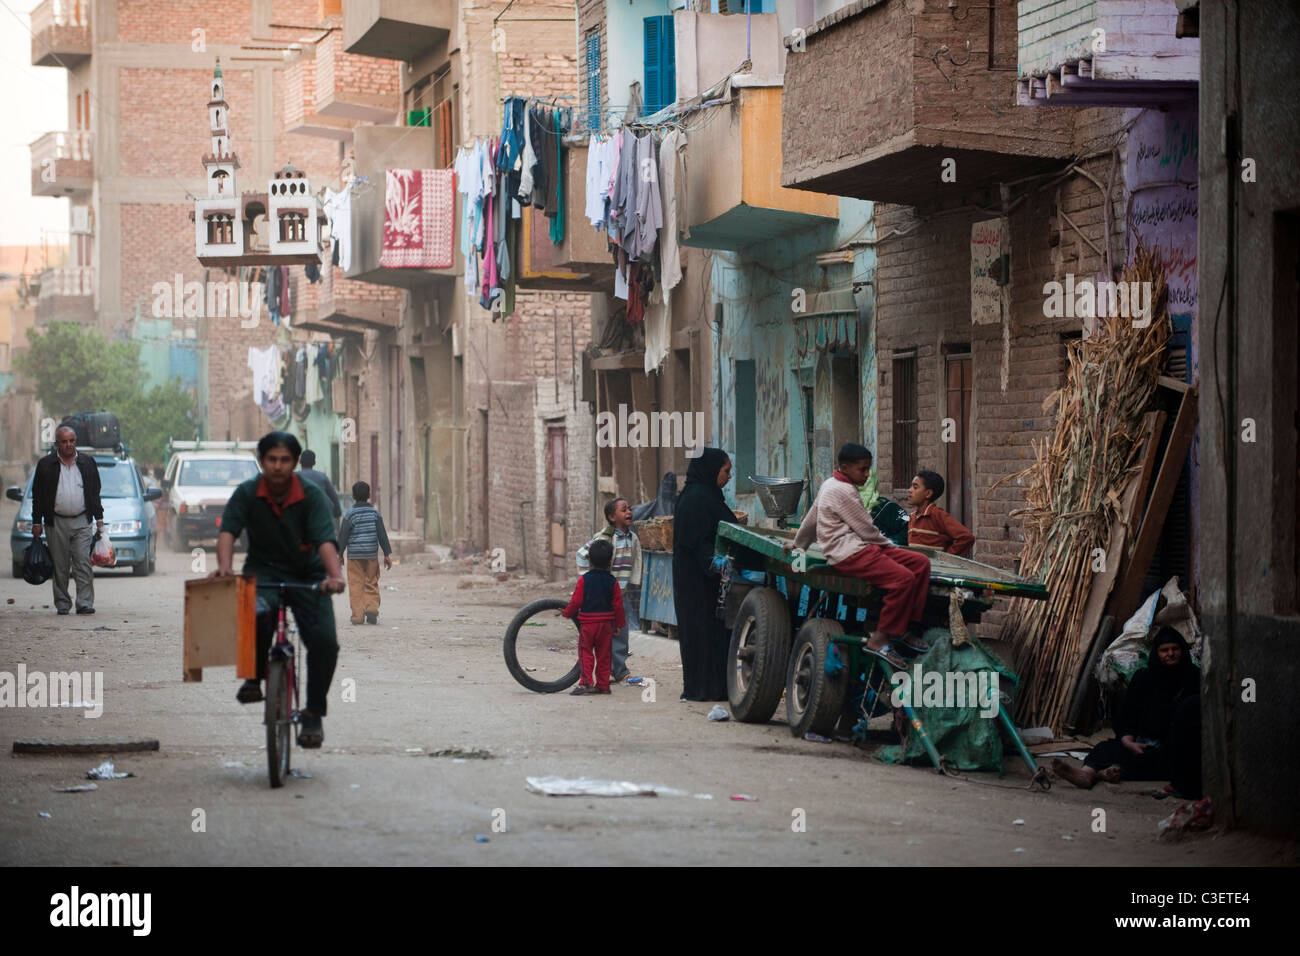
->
xmin=789 ymin=443 xmax=931 ymax=669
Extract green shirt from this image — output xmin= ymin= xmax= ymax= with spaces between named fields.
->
xmin=220 ymin=474 xmax=338 ymax=584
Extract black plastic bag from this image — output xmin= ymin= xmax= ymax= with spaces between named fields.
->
xmin=23 ymin=536 xmax=53 ymax=585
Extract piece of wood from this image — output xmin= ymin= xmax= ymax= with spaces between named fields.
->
xmin=1157 ymin=375 xmax=1190 ymax=394
xmin=14 ymin=737 xmax=160 ymax=754
xmin=1062 ymin=412 xmax=1163 ymax=728
xmin=183 ymin=576 xmax=257 ymax=682
xmin=1108 ymin=387 xmax=1199 ymax=623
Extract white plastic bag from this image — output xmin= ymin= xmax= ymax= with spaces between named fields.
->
xmin=91 ymin=532 xmax=116 ymax=568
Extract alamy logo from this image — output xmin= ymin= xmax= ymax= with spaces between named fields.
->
xmin=50 ymin=886 xmax=151 ymax=936
xmin=0 ymin=666 xmax=103 ymax=718
xmin=1042 ymin=275 xmax=1153 ymax=327
xmin=595 ymin=404 xmax=705 ymax=458
xmin=890 ymin=664 xmax=998 ymax=718
xmin=152 ymin=273 xmax=261 ymax=323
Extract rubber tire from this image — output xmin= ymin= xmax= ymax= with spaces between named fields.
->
xmin=786 ymin=618 xmax=848 ymax=738
xmin=726 ymin=586 xmax=792 ymax=723
xmin=265 ymin=658 xmax=291 ymax=789
xmin=503 ymin=597 xmax=582 ymax=693
xmin=133 ymin=559 xmax=150 ymax=576
xmin=12 ymin=561 xmax=23 ymax=579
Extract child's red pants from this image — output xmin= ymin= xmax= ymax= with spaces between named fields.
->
xmin=832 ymin=546 xmax=932 ymax=635
xmin=578 ymin=618 xmax=613 ymax=690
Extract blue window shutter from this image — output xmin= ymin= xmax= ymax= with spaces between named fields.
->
xmin=643 ymin=17 xmax=661 ymax=116
xmin=586 ymin=32 xmax=601 ymax=131
xmin=661 ymin=15 xmax=675 ymax=111
xmin=644 ymin=16 xmax=676 ymax=117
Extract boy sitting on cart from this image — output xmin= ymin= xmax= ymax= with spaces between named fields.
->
xmin=786 ymin=443 xmax=931 ymax=670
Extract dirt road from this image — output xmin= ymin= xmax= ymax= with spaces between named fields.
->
xmin=0 ymin=499 xmax=1290 ymax=866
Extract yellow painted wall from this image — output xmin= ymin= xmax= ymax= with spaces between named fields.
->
xmin=740 ymin=87 xmax=837 ymax=217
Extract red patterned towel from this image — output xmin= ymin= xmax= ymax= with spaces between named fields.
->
xmin=380 ymin=168 xmax=455 ymax=269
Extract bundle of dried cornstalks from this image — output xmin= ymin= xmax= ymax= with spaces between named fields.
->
xmin=997 ymin=248 xmax=1170 ymax=732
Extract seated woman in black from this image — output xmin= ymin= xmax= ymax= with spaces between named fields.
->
xmin=1054 ymin=626 xmax=1201 ymax=798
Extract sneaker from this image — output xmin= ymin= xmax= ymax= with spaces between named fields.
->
xmin=76 ymin=607 xmax=95 ymax=615
xmin=298 ymin=711 xmax=324 ymax=748
xmin=365 ymin=612 xmax=378 ymax=625
xmin=236 ymin=679 xmax=263 ymax=704
xmin=57 ymin=609 xmax=70 ymax=615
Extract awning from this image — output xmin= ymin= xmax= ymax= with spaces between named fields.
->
xmin=795 ymin=288 xmax=858 ymax=356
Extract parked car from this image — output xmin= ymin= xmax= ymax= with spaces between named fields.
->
xmin=7 ymin=450 xmax=161 ymax=577
xmin=161 ymin=441 xmax=260 ymax=552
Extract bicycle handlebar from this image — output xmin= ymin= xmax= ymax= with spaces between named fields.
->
xmin=255 ymin=581 xmax=324 ymax=592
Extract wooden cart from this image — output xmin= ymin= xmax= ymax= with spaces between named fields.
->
xmin=712 ymin=523 xmax=1052 ymax=785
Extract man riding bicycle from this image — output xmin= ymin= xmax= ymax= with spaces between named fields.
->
xmin=210 ymin=431 xmax=346 ymax=748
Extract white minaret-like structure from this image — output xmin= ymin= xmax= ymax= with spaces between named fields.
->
xmin=266 ymin=163 xmax=321 ymax=258
xmin=194 ymin=59 xmax=245 ymax=259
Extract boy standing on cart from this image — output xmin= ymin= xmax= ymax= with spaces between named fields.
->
xmin=210 ymin=431 xmax=346 ymax=748
xmin=788 ymin=443 xmax=931 ymax=670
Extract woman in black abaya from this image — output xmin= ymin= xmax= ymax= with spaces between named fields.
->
xmin=672 ymin=448 xmax=734 ymax=701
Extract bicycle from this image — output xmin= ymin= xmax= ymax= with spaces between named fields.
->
xmin=258 ymin=581 xmax=323 ymax=788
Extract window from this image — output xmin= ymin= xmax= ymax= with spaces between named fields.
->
xmin=643 ymin=16 xmax=676 ymax=116
xmin=206 ymin=213 xmax=233 ymax=245
xmin=891 ymin=353 xmax=917 ymax=488
xmin=585 ymin=31 xmax=601 ymax=132
xmin=279 ymin=213 xmax=305 ymax=243
xmin=734 ymin=360 xmax=756 ymax=492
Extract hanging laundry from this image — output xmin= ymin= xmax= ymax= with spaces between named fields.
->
xmin=529 ymin=106 xmax=550 ymax=210
xmin=305 ymin=262 xmax=320 ymax=283
xmin=323 ymin=187 xmax=353 ymax=271
xmin=264 ymin=265 xmax=280 ymax=323
xmin=278 ymin=266 xmax=291 ymax=319
xmin=305 ymin=347 xmax=323 ymax=404
xmin=379 ymin=169 xmax=456 ymax=269
xmin=548 ymin=108 xmax=568 ymax=244
xmin=247 ymin=345 xmax=279 ymax=406
xmin=455 ymin=143 xmax=483 ymax=294
xmin=632 ymin=132 xmax=662 ymax=260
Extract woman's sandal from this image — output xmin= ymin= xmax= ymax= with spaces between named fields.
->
xmin=863 ymin=643 xmax=910 ymax=670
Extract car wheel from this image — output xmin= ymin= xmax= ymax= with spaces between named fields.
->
xmin=12 ymin=560 xmax=22 ymax=579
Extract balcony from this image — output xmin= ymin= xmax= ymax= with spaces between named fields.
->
xmin=343 ymin=0 xmax=454 ymax=62
xmin=31 ymin=0 xmax=91 ymax=68
xmin=781 ymin=0 xmax=1073 ymax=207
xmin=306 ymin=263 xmax=404 ymax=334
xmin=344 ymin=125 xmax=461 ymax=289
xmin=681 ymin=86 xmax=837 ymax=252
xmin=34 ymin=266 xmax=95 ymax=324
xmin=284 ymin=56 xmax=353 ymax=140
xmin=1016 ymin=0 xmax=1199 ymax=108
xmin=30 ymin=131 xmax=93 ymax=196
xmin=315 ymin=29 xmax=401 ymax=123
xmin=518 ymin=143 xmax=616 ymax=293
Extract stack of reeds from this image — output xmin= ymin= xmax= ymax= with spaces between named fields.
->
xmin=997 ymin=248 xmax=1170 ymax=732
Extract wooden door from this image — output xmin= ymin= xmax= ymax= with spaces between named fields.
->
xmin=945 ymin=354 xmax=973 ymax=528
xmin=547 ymin=425 xmax=567 ymax=581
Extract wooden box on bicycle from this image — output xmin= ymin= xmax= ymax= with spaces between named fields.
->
xmin=183 ymin=575 xmax=258 ymax=681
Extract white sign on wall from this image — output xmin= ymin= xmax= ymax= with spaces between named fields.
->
xmin=971 ymin=217 xmax=1007 ymax=325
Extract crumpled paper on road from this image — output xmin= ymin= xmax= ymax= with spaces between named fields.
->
xmin=525 ymin=776 xmax=690 ymax=798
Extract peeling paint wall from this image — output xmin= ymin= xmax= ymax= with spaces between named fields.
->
xmin=709 ymin=197 xmax=876 ymax=516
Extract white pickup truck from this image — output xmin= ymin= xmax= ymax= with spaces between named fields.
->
xmin=161 ymin=441 xmax=260 ymax=551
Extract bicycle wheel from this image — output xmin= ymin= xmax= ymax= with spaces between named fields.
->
xmin=503 ymin=597 xmax=581 ymax=693
xmin=265 ymin=658 xmax=292 ymax=788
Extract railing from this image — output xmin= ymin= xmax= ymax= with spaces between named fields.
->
xmin=38 ymin=265 xmax=95 ymax=299
xmin=31 ymin=0 xmax=90 ymax=33
xmin=31 ymin=130 xmax=93 ymax=165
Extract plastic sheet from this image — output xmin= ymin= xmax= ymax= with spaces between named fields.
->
xmin=525 ymin=776 xmax=690 ymax=798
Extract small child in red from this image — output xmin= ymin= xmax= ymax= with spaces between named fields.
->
xmin=562 ymin=538 xmax=625 ymax=695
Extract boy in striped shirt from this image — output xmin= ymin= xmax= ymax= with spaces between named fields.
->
xmin=337 ymin=481 xmax=393 ymax=625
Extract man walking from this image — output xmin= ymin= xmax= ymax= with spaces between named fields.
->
xmin=298 ymin=449 xmax=342 ymax=521
xmin=31 ymin=426 xmax=103 ymax=615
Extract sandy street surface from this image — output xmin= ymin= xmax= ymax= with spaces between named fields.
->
xmin=0 ymin=499 xmax=1292 ymax=867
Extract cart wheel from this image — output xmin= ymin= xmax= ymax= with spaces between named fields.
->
xmin=503 ymin=597 xmax=582 ymax=693
xmin=726 ymin=587 xmax=791 ymax=723
xmin=786 ymin=618 xmax=847 ymax=738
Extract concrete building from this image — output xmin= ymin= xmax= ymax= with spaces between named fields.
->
xmin=1196 ymin=0 xmax=1300 ymax=835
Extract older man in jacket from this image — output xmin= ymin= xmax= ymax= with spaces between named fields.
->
xmin=31 ymin=426 xmax=104 ymax=614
